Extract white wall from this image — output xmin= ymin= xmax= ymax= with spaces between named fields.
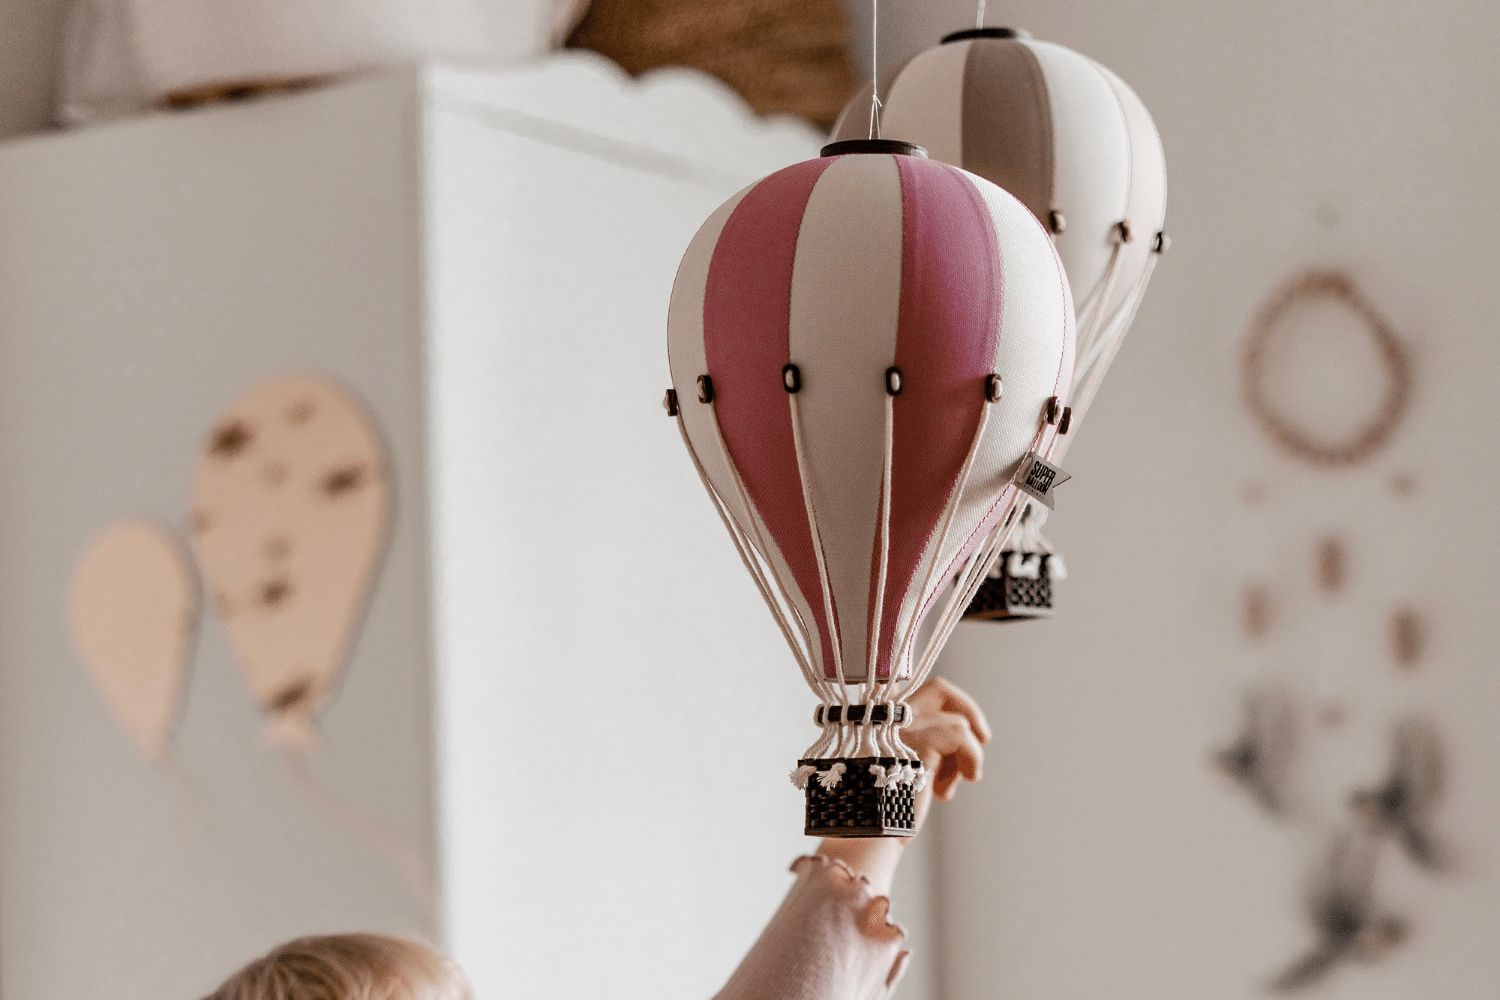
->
xmin=838 ymin=2 xmax=1500 ymax=998
xmin=421 ymin=57 xmax=857 ymax=999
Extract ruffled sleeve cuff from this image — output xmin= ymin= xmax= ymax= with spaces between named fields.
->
xmin=713 ymin=854 xmax=911 ymax=1000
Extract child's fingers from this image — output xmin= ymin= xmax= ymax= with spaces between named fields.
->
xmin=917 ymin=677 xmax=992 ymax=744
xmin=913 ymin=714 xmax=985 ymax=792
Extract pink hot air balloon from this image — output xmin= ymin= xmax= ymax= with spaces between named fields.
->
xmin=666 ymin=139 xmax=1074 ymax=837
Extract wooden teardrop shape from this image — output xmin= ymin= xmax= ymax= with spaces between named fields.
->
xmin=70 ymin=520 xmax=197 ymax=762
xmin=191 ymin=375 xmax=388 ymax=748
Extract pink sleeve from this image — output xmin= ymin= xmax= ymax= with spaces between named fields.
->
xmin=713 ymin=855 xmax=911 ymax=1000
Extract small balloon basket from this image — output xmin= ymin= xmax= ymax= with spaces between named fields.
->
xmin=962 ymin=550 xmax=1060 ymax=621
xmin=802 ymin=757 xmax=922 ymax=837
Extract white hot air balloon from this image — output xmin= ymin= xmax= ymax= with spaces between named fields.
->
xmin=833 ymin=26 xmax=1168 ymax=620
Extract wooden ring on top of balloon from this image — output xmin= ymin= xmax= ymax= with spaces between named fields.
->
xmin=1241 ymin=270 xmax=1412 ymax=468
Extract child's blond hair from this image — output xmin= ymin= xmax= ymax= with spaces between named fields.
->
xmin=204 ymin=933 xmax=470 ymax=1000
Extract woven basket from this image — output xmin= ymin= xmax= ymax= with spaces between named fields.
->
xmin=566 ymin=0 xmax=856 ymax=128
xmin=802 ymin=757 xmax=919 ymax=838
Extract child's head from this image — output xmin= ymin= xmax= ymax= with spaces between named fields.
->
xmin=204 ymin=933 xmax=469 ymax=1000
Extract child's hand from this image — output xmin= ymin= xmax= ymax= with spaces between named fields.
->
xmin=904 ymin=677 xmax=992 ymax=832
xmin=815 ymin=677 xmax=991 ymax=893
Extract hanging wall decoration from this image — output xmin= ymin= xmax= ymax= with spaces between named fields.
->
xmin=665 ymin=137 xmax=1074 ymax=836
xmin=1269 ymin=831 xmax=1408 ymax=993
xmin=190 ymin=374 xmax=388 ymax=750
xmin=1390 ymin=607 xmax=1425 ymax=669
xmin=1212 ymin=687 xmax=1298 ymax=817
xmin=70 ymin=519 xmax=198 ymax=763
xmin=1242 ymin=270 xmax=1412 ymax=468
xmin=1351 ymin=718 xmax=1448 ymax=871
xmin=827 ymin=25 xmax=1166 ymax=621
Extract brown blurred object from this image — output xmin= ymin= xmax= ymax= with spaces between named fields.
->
xmin=566 ymin=0 xmax=857 ymax=129
xmin=1315 ymin=536 xmax=1347 ymax=594
xmin=1243 ymin=583 xmax=1273 ymax=640
xmin=1242 ymin=270 xmax=1412 ymax=468
xmin=1390 ymin=471 xmax=1416 ymax=497
xmin=1391 ymin=607 xmax=1425 ymax=668
xmin=161 ymin=77 xmax=326 ymax=110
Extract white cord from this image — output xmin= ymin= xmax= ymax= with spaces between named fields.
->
xmin=685 ymin=405 xmax=845 ymax=763
xmin=1052 ymin=246 xmax=1160 ymax=464
xmin=789 ymin=393 xmax=850 ymax=742
xmin=976 ymin=0 xmax=987 ymax=29
xmin=868 ymin=0 xmax=883 ymax=139
xmin=888 ymin=403 xmax=993 ymax=683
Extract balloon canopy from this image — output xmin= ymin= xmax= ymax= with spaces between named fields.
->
xmin=666 ymin=140 xmax=1074 ymax=835
xmin=831 ymin=27 xmax=1167 ymax=449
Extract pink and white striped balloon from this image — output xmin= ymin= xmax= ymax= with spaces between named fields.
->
xmin=666 ymin=143 xmax=1074 ymax=779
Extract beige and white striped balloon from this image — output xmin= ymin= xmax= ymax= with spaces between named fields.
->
xmin=832 ymin=28 xmax=1168 ymax=453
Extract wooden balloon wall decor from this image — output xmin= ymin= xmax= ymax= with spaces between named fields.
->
xmin=665 ymin=138 xmax=1074 ymax=837
xmin=190 ymin=374 xmax=389 ymax=749
xmin=70 ymin=519 xmax=198 ymax=762
xmin=1242 ymin=270 xmax=1412 ymax=468
xmin=829 ymin=26 xmax=1169 ymax=622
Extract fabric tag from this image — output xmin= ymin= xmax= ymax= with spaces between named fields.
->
xmin=1015 ymin=452 xmax=1071 ymax=510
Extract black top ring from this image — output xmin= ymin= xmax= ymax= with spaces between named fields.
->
xmin=941 ymin=27 xmax=1030 ymax=44
xmin=820 ymin=139 xmax=929 ymax=159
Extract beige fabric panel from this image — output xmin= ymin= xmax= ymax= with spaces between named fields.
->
xmin=961 ymin=38 xmax=1054 ymax=228
xmin=877 ymin=40 xmax=971 ymax=164
xmin=1022 ymin=39 xmax=1131 ymax=311
xmin=788 ymin=154 xmax=905 ymax=683
xmin=1095 ymin=60 xmax=1168 ymax=323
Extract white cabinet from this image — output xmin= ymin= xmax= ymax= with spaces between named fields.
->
xmin=0 ymin=54 xmax=824 ymax=999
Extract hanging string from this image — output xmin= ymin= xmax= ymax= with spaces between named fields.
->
xmin=283 ymin=750 xmax=438 ymax=932
xmin=870 ymin=0 xmax=880 ymax=137
xmin=976 ymin=0 xmax=987 ymax=30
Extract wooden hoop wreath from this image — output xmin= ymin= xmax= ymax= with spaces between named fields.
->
xmin=1242 ymin=270 xmax=1412 ymax=468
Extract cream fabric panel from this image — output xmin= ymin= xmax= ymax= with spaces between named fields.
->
xmin=788 ymin=154 xmax=905 ymax=682
xmin=1022 ymin=39 xmax=1131 ymax=309
xmin=880 ymin=39 xmax=971 ymax=164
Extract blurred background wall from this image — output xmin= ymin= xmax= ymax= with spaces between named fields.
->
xmin=832 ymin=2 xmax=1500 ymax=998
xmin=0 ymin=0 xmax=71 ymax=140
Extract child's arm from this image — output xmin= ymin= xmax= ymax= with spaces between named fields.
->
xmin=714 ymin=677 xmax=991 ymax=1000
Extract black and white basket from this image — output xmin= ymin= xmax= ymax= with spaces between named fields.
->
xmin=801 ymin=757 xmax=921 ymax=837
xmin=963 ymin=550 xmax=1060 ymax=621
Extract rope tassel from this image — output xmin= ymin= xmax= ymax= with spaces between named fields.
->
xmin=816 ymin=762 xmax=848 ymax=790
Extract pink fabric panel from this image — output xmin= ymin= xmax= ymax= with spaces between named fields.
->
xmin=875 ymin=158 xmax=1001 ymax=678
xmin=704 ymin=157 xmax=838 ymax=674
